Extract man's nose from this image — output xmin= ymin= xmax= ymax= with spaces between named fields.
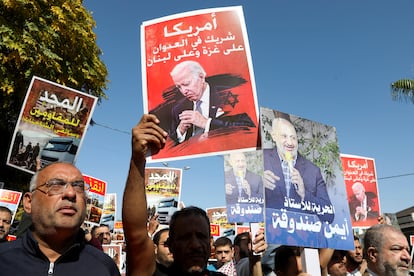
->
xmin=62 ymin=184 xmax=77 ymax=199
xmin=402 ymin=249 xmax=411 ymax=262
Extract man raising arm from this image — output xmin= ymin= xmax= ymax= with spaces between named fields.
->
xmin=122 ymin=114 xmax=168 ymax=276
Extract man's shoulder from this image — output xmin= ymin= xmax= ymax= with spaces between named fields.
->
xmin=0 ymin=238 xmax=23 ymax=255
xmin=81 ymin=245 xmax=120 ymax=274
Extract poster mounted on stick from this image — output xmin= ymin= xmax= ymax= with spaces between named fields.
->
xmin=223 ymin=149 xmax=264 ymax=223
xmin=145 ymin=167 xmax=182 ymax=225
xmin=261 ymin=107 xmax=353 ymax=250
xmin=341 ymin=154 xmax=381 ymax=228
xmin=7 ymin=76 xmax=97 ymax=174
xmin=142 ymin=6 xmax=259 ymax=162
xmin=84 ymin=174 xmax=107 ymax=226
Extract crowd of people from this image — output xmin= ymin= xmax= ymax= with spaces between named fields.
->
xmin=0 ymin=114 xmax=412 ymax=276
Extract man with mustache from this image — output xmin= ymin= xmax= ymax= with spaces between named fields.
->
xmin=0 ymin=206 xmax=12 ymax=243
xmin=122 ymin=114 xmax=267 ymax=275
xmin=363 ymin=224 xmax=411 ymax=276
xmin=0 ymin=162 xmax=120 ymax=275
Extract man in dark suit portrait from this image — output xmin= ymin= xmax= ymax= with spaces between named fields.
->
xmin=224 ymin=152 xmax=263 ymax=205
xmin=167 ymin=60 xmax=255 ymax=144
xmin=349 ymin=182 xmax=378 ymax=222
xmin=263 ymin=114 xmax=334 ymax=224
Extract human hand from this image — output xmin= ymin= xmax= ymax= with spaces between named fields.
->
xmin=225 ymin=183 xmax=234 ymax=195
xmin=263 ymin=170 xmax=280 ymax=190
xmin=242 ymin=179 xmax=251 ymax=197
xmin=251 ymin=229 xmax=267 ymax=255
xmin=179 ymin=110 xmax=208 ymax=129
xmin=291 ymin=168 xmax=305 ymax=200
xmin=249 ymin=228 xmax=267 ymax=268
xmin=131 ymin=114 xmax=167 ymax=164
xmin=147 ymin=214 xmax=160 ymax=236
xmin=177 ymin=120 xmax=192 ymax=135
xmin=360 ymin=259 xmax=367 ymax=273
xmin=355 ymin=207 xmax=366 ymax=217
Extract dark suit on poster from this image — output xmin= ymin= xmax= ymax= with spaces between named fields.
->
xmin=169 ymin=79 xmax=255 ymax=144
xmin=263 ymin=148 xmax=334 ymax=224
xmin=349 ymin=192 xmax=378 ymax=221
xmin=225 ymin=169 xmax=263 ymax=205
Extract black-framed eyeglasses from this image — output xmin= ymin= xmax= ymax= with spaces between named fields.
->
xmin=34 ymin=178 xmax=90 ymax=195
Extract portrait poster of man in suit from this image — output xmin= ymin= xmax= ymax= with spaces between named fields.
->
xmin=261 ymin=107 xmax=354 ymax=250
xmin=223 ymin=150 xmax=264 ymax=223
xmin=141 ymin=6 xmax=259 ymax=163
xmin=341 ymin=154 xmax=381 ymax=228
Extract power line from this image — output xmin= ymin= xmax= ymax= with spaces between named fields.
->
xmin=92 ymin=120 xmax=129 ymax=135
xmin=92 ymin=120 xmax=414 ymax=180
xmin=378 ymin=172 xmax=414 ymax=180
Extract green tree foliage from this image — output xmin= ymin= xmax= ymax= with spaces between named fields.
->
xmin=0 ymin=0 xmax=108 ymax=191
xmin=391 ymin=79 xmax=414 ymax=104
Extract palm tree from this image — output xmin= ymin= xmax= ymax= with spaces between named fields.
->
xmin=391 ymin=79 xmax=414 ymax=104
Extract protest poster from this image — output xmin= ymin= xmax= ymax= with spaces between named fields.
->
xmin=101 ymin=193 xmax=117 ymax=231
xmin=341 ymin=154 xmax=381 ymax=228
xmin=235 ymin=224 xmax=264 ymax=236
xmin=142 ymin=6 xmax=259 ymax=162
xmin=145 ymin=167 xmax=182 ymax=225
xmin=223 ymin=149 xmax=264 ymax=223
xmin=261 ymin=107 xmax=354 ymax=250
xmin=210 ymin=223 xmax=221 ymax=237
xmin=103 ymin=244 xmax=123 ymax=272
xmin=7 ymin=76 xmax=97 ymax=174
xmin=0 ymin=189 xmax=22 ymax=224
xmin=113 ymin=221 xmax=125 ymax=242
xmin=206 ymin=206 xmax=235 ymax=237
xmin=83 ymin=174 xmax=106 ymax=226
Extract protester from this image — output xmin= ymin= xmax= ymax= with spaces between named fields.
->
xmin=122 ymin=114 xmax=264 ymax=275
xmin=345 ymin=236 xmax=366 ymax=276
xmin=92 ymin=224 xmax=112 ymax=245
xmin=233 ymin=231 xmax=268 ymax=276
xmin=363 ymin=224 xmax=410 ymax=276
xmin=273 ymin=245 xmax=312 ymax=276
xmin=214 ymin=236 xmax=235 ymax=270
xmin=0 ymin=206 xmax=12 ymax=242
xmin=0 ymin=162 xmax=120 ymax=275
xmin=122 ymin=115 xmax=166 ymax=276
xmin=153 ymin=228 xmax=173 ymax=276
xmin=82 ymin=223 xmax=103 ymax=250
xmin=327 ymin=250 xmax=348 ymax=276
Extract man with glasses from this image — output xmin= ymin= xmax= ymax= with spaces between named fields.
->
xmin=152 ymin=228 xmax=173 ymax=276
xmin=0 ymin=162 xmax=120 ymax=275
xmin=0 ymin=206 xmax=12 ymax=242
xmin=168 ymin=60 xmax=255 ymax=144
xmin=92 ymin=224 xmax=112 ymax=245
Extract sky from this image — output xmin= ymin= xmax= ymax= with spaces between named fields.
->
xmin=78 ymin=0 xmax=414 ymax=221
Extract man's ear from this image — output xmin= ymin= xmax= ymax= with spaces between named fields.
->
xmin=367 ymin=246 xmax=377 ymax=263
xmin=23 ymin=192 xmax=32 ymax=214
